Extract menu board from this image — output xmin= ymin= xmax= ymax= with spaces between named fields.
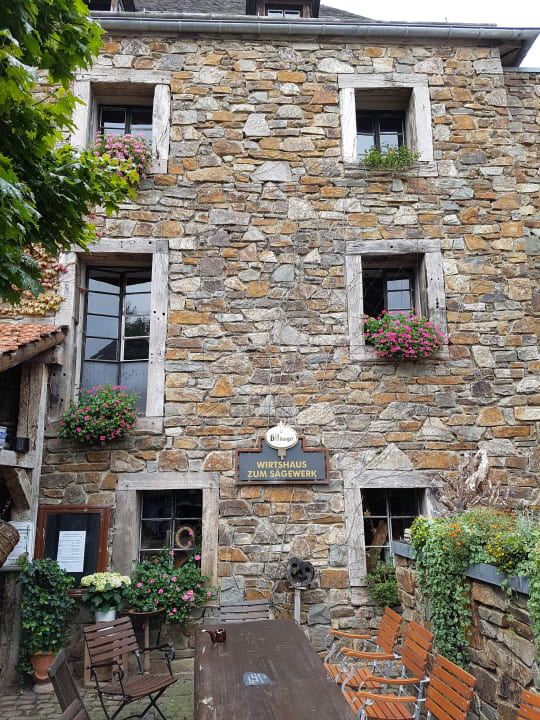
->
xmin=57 ymin=531 xmax=86 ymax=573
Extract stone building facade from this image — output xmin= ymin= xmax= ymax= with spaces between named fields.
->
xmin=0 ymin=0 xmax=539 ymax=675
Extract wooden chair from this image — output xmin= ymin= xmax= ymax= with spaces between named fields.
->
xmin=323 ymin=606 xmax=402 ymax=684
xmin=219 ymin=598 xmax=270 ymax=622
xmin=347 ymin=653 xmax=476 ymax=720
xmin=48 ymin=650 xmax=90 ymax=720
xmin=518 ymin=688 xmax=540 ymax=720
xmin=341 ymin=620 xmax=433 ymax=693
xmin=61 ymin=699 xmax=91 ymax=720
xmin=83 ymin=616 xmax=176 ymax=720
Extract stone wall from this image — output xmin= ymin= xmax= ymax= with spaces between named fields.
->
xmin=22 ymin=31 xmax=540 ymax=653
xmin=396 ymin=553 xmax=538 ymax=720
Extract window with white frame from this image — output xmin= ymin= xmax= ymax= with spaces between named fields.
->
xmin=266 ymin=5 xmax=303 ymax=17
xmin=64 ymin=244 xmax=168 ymax=423
xmin=71 ymin=71 xmax=171 ymax=174
xmin=346 ymin=239 xmax=447 ymax=361
xmin=339 ymin=74 xmax=434 ymax=169
xmin=81 ymin=267 xmax=151 ymax=411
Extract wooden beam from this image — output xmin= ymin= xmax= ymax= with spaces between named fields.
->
xmin=0 ymin=332 xmax=65 ymax=373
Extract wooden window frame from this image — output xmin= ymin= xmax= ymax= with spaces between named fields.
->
xmin=51 ymin=242 xmax=168 ymax=432
xmin=346 ymin=238 xmax=448 ymax=363
xmin=98 ymin=104 xmax=153 ymax=138
xmin=34 ymin=504 xmax=110 ymax=597
xmin=71 ymin=70 xmax=171 ymax=174
xmin=339 ymin=73 xmax=435 ymax=174
xmin=112 ymin=473 xmax=219 ymax=591
xmin=356 ymin=110 xmax=405 ymax=153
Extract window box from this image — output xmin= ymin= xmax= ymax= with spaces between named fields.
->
xmin=391 ymin=542 xmax=530 ymax=595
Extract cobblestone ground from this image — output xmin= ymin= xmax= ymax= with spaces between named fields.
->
xmin=0 ymin=676 xmax=194 ymax=720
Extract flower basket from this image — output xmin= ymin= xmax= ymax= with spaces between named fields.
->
xmin=90 ymin=133 xmax=152 ymax=183
xmin=57 ymin=385 xmax=140 ymax=445
xmin=81 ymin=572 xmax=131 ymax=613
xmin=363 ymin=311 xmax=446 ymax=360
xmin=0 ymin=520 xmax=19 ymax=568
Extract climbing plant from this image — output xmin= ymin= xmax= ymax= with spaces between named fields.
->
xmin=410 ymin=509 xmax=540 ymax=667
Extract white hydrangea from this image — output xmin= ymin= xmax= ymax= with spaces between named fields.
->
xmin=81 ymin=572 xmax=131 ymax=592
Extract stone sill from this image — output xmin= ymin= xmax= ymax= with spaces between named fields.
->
xmin=343 ymin=160 xmax=437 ymax=179
xmin=351 ymin=345 xmax=450 ymax=364
xmin=392 ymin=541 xmax=529 ymax=595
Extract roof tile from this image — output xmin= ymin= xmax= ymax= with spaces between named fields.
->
xmin=0 ymin=324 xmax=62 ymax=354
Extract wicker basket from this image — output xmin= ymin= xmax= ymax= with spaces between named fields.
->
xmin=0 ymin=520 xmax=19 ymax=568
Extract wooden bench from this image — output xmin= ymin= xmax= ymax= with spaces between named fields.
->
xmin=219 ymin=599 xmax=270 ymax=623
xmin=518 ymin=688 xmax=540 ymax=720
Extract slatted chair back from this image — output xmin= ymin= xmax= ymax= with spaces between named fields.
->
xmin=83 ymin=616 xmax=140 ymax=667
xmin=401 ymin=620 xmax=434 ymax=680
xmin=61 ymin=699 xmax=91 ymax=720
xmin=219 ymin=599 xmax=270 ymax=623
xmin=48 ymin=650 xmax=88 ymax=718
xmin=518 ymin=688 xmax=540 ymax=720
xmin=425 ymin=654 xmax=476 ymax=720
xmin=372 ymin=606 xmax=402 ymax=655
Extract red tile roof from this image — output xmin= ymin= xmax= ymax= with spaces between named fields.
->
xmin=0 ymin=323 xmax=63 ymax=353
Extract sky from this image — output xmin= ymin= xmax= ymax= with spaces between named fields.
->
xmin=322 ymin=0 xmax=540 ymax=67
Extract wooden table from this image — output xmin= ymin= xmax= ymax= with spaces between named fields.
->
xmin=195 ymin=619 xmax=355 ymax=719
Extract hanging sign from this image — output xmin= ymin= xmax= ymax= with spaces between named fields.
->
xmin=236 ymin=434 xmax=328 ymax=485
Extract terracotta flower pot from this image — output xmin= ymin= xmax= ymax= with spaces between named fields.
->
xmin=30 ymin=650 xmax=55 ymax=681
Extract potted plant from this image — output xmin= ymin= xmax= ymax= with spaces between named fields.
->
xmin=90 ymin=132 xmax=153 ymax=182
xmin=127 ymin=549 xmax=214 ymax=626
xmin=18 ymin=558 xmax=76 ymax=687
xmin=81 ymin=572 xmax=131 ymax=622
xmin=359 ymin=143 xmax=419 ymax=172
xmin=57 ymin=384 xmax=140 ymax=445
xmin=362 ymin=311 xmax=446 ymax=360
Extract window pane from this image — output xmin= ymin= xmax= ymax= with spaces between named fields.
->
xmin=175 ymin=490 xmax=203 ymax=519
xmin=131 ymin=108 xmax=153 ymax=141
xmin=142 ymin=493 xmax=172 ymax=519
xmin=267 ymin=10 xmax=284 ymax=16
xmin=86 ymin=314 xmax=119 ymax=339
xmin=389 ymin=489 xmax=419 ymax=516
xmin=379 ymin=132 xmax=400 ymax=149
xmin=125 ymin=293 xmax=150 ymax=316
xmin=81 ymin=361 xmax=118 ymax=390
xmin=85 ymin=338 xmax=118 ymax=361
xmin=364 ymin=517 xmax=389 ymax=546
xmin=357 ymin=134 xmax=376 ymax=155
xmin=284 ymin=10 xmax=301 ymax=17
xmin=126 ymin=272 xmax=152 ymax=293
xmin=379 ymin=116 xmax=403 ymax=134
xmin=387 ymin=278 xmax=410 ymax=292
xmin=362 ymin=489 xmax=387 ymax=517
xmin=101 ymin=107 xmax=127 ymax=135
xmin=124 ymin=338 xmax=149 ymax=360
xmin=87 ymin=292 xmax=120 ymax=317
xmin=88 ymin=270 xmax=121 ymax=294
xmin=392 ymin=517 xmax=416 ymax=542
xmin=387 ymin=291 xmax=412 ymax=311
xmin=141 ymin=520 xmax=170 ymax=549
xmin=120 ymin=361 xmax=147 ymax=409
xmin=125 ymin=316 xmax=150 ymax=337
xmin=174 ymin=519 xmax=202 ymax=549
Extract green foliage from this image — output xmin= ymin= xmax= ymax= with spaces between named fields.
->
xmin=362 ymin=311 xmax=446 ymax=360
xmin=57 ymin=384 xmax=140 ymax=444
xmin=18 ymin=557 xmax=75 ymax=675
xmin=81 ymin=572 xmax=131 ymax=612
xmin=365 ymin=561 xmax=399 ymax=608
xmin=359 ymin=144 xmax=419 ymax=171
xmin=410 ymin=509 xmax=540 ymax=666
xmin=0 ymin=0 xmax=136 ymax=304
xmin=127 ymin=548 xmax=215 ymax=625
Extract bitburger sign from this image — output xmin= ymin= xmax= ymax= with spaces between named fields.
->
xmin=236 ymin=423 xmax=328 ymax=485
